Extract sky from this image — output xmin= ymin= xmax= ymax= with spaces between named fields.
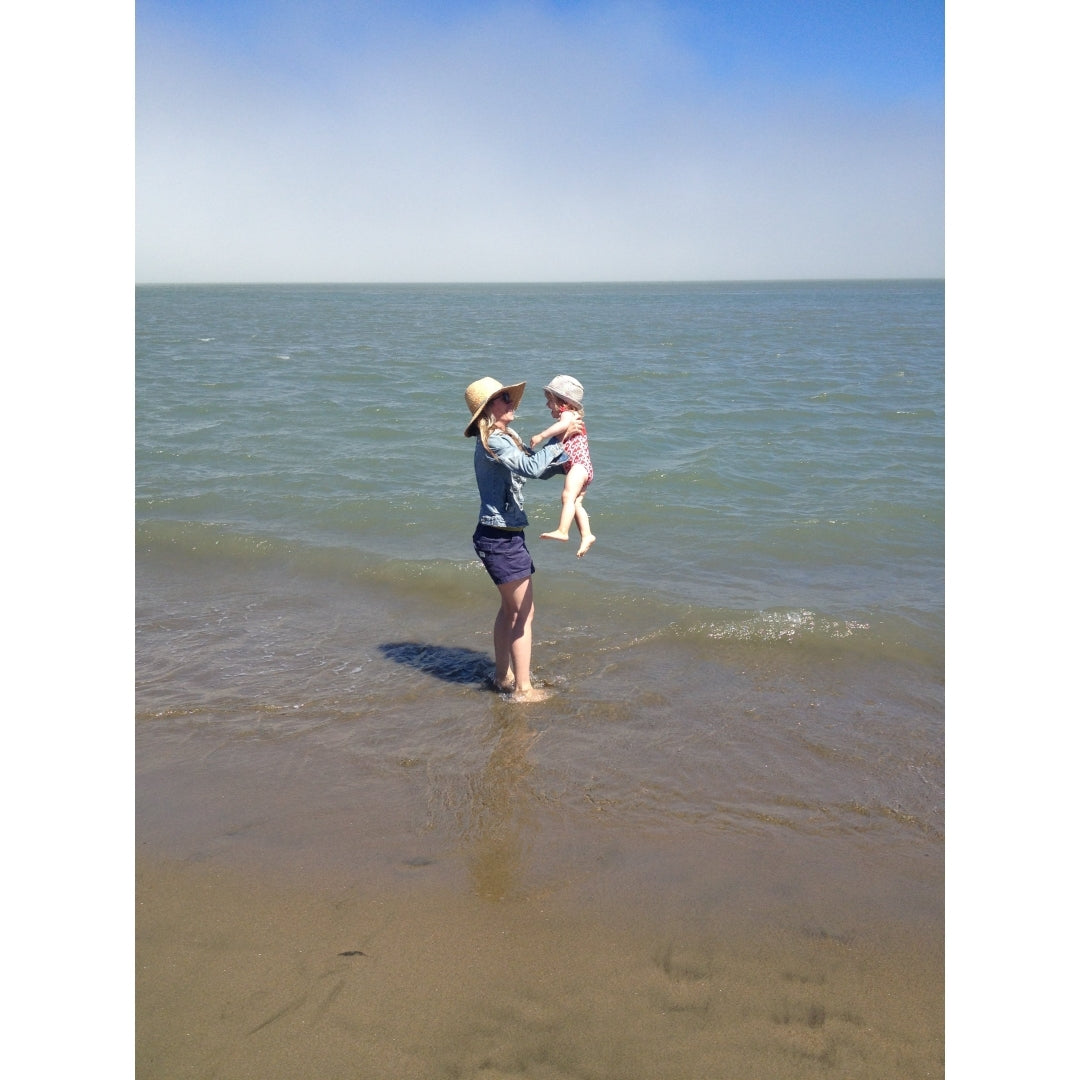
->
xmin=135 ymin=0 xmax=944 ymax=282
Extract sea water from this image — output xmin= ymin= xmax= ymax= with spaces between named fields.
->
xmin=136 ymin=281 xmax=943 ymax=908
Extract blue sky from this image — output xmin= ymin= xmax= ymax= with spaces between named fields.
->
xmin=136 ymin=0 xmax=943 ymax=282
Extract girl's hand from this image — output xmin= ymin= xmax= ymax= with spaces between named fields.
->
xmin=530 ymin=434 xmax=544 ymax=448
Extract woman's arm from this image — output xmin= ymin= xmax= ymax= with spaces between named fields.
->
xmin=488 ymin=431 xmax=568 ymax=478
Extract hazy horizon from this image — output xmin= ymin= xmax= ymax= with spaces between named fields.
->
xmin=135 ymin=275 xmax=944 ymax=286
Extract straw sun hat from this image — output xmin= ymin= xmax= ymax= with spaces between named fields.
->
xmin=463 ymin=377 xmax=526 ymax=437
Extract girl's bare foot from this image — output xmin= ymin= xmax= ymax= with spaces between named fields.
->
xmin=577 ymin=534 xmax=596 ymax=557
xmin=540 ymin=530 xmax=569 ymax=542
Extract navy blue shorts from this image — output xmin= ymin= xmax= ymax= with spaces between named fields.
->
xmin=473 ymin=523 xmax=535 ymax=586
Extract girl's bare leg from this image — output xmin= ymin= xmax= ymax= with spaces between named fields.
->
xmin=541 ymin=464 xmax=589 ymax=542
xmin=574 ymin=497 xmax=595 ymax=556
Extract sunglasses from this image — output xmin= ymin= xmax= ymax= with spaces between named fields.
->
xmin=497 ymin=391 xmax=513 ymax=405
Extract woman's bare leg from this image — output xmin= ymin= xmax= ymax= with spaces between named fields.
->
xmin=493 ymin=575 xmax=548 ymax=699
xmin=492 ymin=602 xmax=515 ymax=690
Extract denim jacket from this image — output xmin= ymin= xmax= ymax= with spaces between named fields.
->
xmin=473 ymin=430 xmax=568 ymax=529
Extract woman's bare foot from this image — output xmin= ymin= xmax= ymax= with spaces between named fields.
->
xmin=540 ymin=530 xmax=569 ymax=542
xmin=510 ymin=685 xmax=555 ymax=703
xmin=576 ymin=534 xmax=596 ymax=557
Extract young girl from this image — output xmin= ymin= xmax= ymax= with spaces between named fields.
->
xmin=530 ymin=374 xmax=596 ymax=557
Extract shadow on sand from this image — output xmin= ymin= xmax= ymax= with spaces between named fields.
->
xmin=378 ymin=642 xmax=493 ymax=687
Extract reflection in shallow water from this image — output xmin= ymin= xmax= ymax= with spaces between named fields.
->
xmin=461 ymin=709 xmax=540 ymax=901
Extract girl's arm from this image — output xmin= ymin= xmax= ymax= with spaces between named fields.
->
xmin=530 ymin=412 xmax=577 ymax=448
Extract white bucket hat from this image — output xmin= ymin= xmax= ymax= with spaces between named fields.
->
xmin=464 ymin=377 xmax=526 ymax=437
xmin=543 ymin=374 xmax=584 ymax=407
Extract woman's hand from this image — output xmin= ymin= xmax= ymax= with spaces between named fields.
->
xmin=561 ymin=415 xmax=584 ymax=439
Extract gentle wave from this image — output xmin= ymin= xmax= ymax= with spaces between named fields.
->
xmin=137 ymin=518 xmax=940 ymax=669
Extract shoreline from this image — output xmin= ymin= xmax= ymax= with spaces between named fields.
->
xmin=136 ymin=553 xmax=943 ymax=1078
xmin=137 ymin=702 xmax=942 ymax=923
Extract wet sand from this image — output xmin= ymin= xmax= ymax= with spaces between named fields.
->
xmin=136 ymin=715 xmax=942 ymax=1080
xmin=137 ymin=850 xmax=941 ymax=1080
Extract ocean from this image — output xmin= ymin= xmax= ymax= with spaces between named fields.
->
xmin=136 ymin=281 xmax=944 ymax=1077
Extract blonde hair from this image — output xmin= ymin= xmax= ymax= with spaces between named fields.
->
xmin=476 ymin=414 xmax=524 ymax=456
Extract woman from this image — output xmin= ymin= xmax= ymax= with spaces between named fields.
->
xmin=464 ymin=377 xmax=579 ymax=702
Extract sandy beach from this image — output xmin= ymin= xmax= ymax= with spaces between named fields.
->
xmin=137 ymin=711 xmax=942 ymax=1080
xmin=135 ymin=548 xmax=944 ymax=1079
xmin=137 ymin=850 xmax=941 ymax=1079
